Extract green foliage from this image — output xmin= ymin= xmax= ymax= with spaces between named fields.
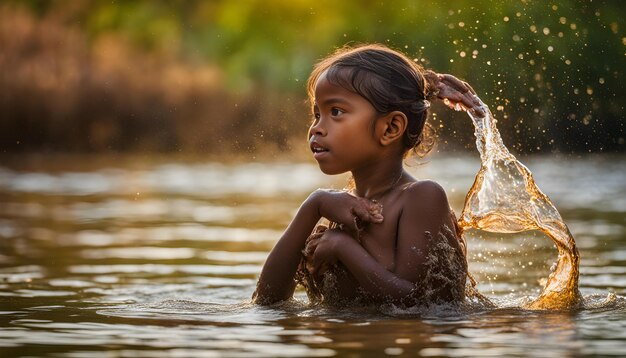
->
xmin=2 ymin=0 xmax=624 ymax=153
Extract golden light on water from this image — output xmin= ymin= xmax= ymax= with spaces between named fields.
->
xmin=461 ymin=99 xmax=581 ymax=309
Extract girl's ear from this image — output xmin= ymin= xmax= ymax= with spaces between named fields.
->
xmin=377 ymin=111 xmax=407 ymax=146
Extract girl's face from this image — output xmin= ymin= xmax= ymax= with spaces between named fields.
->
xmin=308 ymin=71 xmax=381 ymax=175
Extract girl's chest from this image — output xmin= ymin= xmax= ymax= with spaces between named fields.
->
xmin=359 ymin=204 xmax=403 ymax=270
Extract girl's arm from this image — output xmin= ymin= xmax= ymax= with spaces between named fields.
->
xmin=308 ymin=181 xmax=461 ymax=303
xmin=253 ymin=189 xmax=383 ymax=305
xmin=252 ymin=193 xmax=321 ymax=304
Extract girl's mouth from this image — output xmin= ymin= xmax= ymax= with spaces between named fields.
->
xmin=310 ymin=142 xmax=329 ymax=158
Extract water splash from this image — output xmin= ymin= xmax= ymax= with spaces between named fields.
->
xmin=455 ymin=98 xmax=581 ymax=310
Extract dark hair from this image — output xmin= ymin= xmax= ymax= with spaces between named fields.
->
xmin=307 ymin=44 xmax=435 ymax=157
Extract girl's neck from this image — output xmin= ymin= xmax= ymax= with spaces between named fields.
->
xmin=351 ymin=158 xmax=406 ymax=199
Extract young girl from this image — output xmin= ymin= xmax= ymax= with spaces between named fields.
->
xmin=253 ymin=44 xmax=484 ymax=307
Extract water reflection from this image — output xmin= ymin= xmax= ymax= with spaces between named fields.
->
xmin=0 ymin=155 xmax=625 ymax=357
xmin=0 ymin=162 xmax=329 ymax=197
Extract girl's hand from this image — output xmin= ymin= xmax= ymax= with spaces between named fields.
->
xmin=309 ymin=189 xmax=384 ymax=234
xmin=305 ymin=228 xmax=349 ymax=277
xmin=424 ymin=71 xmax=486 ymax=118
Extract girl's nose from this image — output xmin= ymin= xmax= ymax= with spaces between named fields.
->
xmin=309 ymin=119 xmax=326 ymax=137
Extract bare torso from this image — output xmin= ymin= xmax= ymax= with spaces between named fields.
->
xmin=298 ymin=182 xmax=466 ymax=305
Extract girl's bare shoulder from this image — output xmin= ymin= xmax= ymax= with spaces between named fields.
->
xmin=399 ymin=179 xmax=450 ymax=213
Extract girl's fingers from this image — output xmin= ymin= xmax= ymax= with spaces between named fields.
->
xmin=303 ymin=233 xmax=323 ymax=257
xmin=351 ymin=200 xmax=383 ymax=224
xmin=308 ymin=248 xmax=329 ymax=277
xmin=439 ymin=74 xmax=467 ymax=92
xmin=436 ymin=75 xmax=486 ymax=117
xmin=462 ymin=81 xmax=477 ymax=95
xmin=304 ymin=240 xmax=318 ymax=255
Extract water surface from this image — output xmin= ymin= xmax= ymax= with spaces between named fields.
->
xmin=0 ymin=154 xmax=625 ymax=357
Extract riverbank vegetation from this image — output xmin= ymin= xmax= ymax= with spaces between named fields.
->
xmin=0 ymin=1 xmax=623 ymax=155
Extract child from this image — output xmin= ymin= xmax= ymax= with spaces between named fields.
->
xmin=253 ymin=44 xmax=484 ymax=307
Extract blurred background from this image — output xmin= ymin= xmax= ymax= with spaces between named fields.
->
xmin=0 ymin=0 xmax=623 ymax=156
xmin=1 ymin=2 xmax=625 ymax=356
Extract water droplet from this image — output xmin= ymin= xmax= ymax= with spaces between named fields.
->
xmin=610 ymin=22 xmax=619 ymax=34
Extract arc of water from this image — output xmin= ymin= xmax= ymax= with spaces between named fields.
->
xmin=458 ymin=99 xmax=581 ymax=309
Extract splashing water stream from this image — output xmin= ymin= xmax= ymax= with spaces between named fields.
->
xmin=456 ymin=98 xmax=581 ymax=309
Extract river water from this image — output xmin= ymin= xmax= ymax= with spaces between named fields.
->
xmin=0 ymin=154 xmax=624 ymax=357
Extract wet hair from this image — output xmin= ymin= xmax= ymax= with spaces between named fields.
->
xmin=307 ymin=44 xmax=436 ymax=157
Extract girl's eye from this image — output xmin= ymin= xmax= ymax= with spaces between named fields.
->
xmin=331 ymin=108 xmax=344 ymax=116
xmin=313 ymin=112 xmax=320 ymax=120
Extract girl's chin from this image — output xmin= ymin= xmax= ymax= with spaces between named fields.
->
xmin=313 ymin=154 xmax=349 ymax=175
xmin=317 ymin=165 xmax=347 ymax=176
